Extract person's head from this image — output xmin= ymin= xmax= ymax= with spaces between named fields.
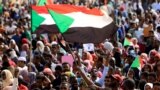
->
xmin=140 ymin=53 xmax=148 ymax=61
xmin=2 ymin=54 xmax=9 ymax=62
xmin=55 ymin=65 xmax=62 ymax=75
xmin=149 ymin=50 xmax=157 ymax=59
xmin=107 ymin=66 xmax=114 ymax=76
xmin=17 ymin=57 xmax=26 ymax=68
xmin=43 ymin=68 xmax=53 ymax=77
xmin=148 ymin=72 xmax=157 ymax=83
xmin=1 ymin=69 xmax=13 ymax=81
xmin=110 ymin=74 xmax=122 ymax=88
xmin=144 ymin=83 xmax=153 ymax=90
xmin=114 ymin=68 xmax=122 ymax=76
xmin=142 ymin=64 xmax=153 ymax=72
xmin=104 ymin=75 xmax=112 ymax=87
xmin=61 ymin=74 xmax=69 ymax=83
xmin=33 ymin=53 xmax=41 ymax=64
xmin=127 ymin=69 xmax=135 ymax=79
xmin=9 ymin=39 xmax=16 ymax=48
xmin=60 ymin=82 xmax=70 ymax=90
xmin=51 ymin=41 xmax=59 ymax=54
xmin=140 ymin=71 xmax=149 ymax=81
xmin=62 ymin=62 xmax=71 ymax=72
xmin=121 ymin=78 xmax=135 ymax=90
xmin=36 ymin=74 xmax=45 ymax=87
xmin=132 ymin=38 xmax=138 ymax=45
xmin=43 ymin=46 xmax=51 ymax=54
xmin=96 ymin=56 xmax=103 ymax=68
xmin=153 ymin=82 xmax=160 ymax=90
xmin=43 ymin=52 xmax=52 ymax=62
xmin=157 ymin=26 xmax=160 ymax=33
xmin=90 ymin=68 xmax=98 ymax=81
xmin=70 ymin=76 xmax=78 ymax=89
xmin=138 ymin=80 xmax=147 ymax=90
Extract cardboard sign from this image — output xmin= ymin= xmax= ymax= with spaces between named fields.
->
xmin=83 ymin=43 xmax=94 ymax=52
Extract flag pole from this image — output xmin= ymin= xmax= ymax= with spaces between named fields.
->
xmin=44 ymin=4 xmax=77 ymax=62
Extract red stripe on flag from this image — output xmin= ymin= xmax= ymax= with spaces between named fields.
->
xmin=32 ymin=4 xmax=103 ymax=16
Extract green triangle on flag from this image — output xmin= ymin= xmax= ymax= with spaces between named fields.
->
xmin=48 ymin=9 xmax=74 ymax=33
xmin=38 ymin=0 xmax=47 ymax=6
xmin=31 ymin=10 xmax=45 ymax=33
xmin=123 ymin=38 xmax=132 ymax=46
xmin=131 ymin=56 xmax=140 ymax=68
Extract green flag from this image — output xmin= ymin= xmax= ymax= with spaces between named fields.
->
xmin=38 ymin=0 xmax=47 ymax=6
xmin=48 ymin=9 xmax=74 ymax=33
xmin=131 ymin=56 xmax=140 ymax=68
xmin=31 ymin=10 xmax=45 ymax=32
xmin=0 ymin=4 xmax=3 ymax=14
xmin=123 ymin=38 xmax=132 ymax=46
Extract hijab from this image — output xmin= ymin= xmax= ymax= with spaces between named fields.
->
xmin=2 ymin=70 xmax=13 ymax=88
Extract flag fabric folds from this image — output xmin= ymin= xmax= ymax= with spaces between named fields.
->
xmin=31 ymin=4 xmax=118 ymax=43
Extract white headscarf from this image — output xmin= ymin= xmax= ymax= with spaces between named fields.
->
xmin=144 ymin=83 xmax=153 ymax=89
xmin=2 ymin=70 xmax=13 ymax=89
xmin=35 ymin=41 xmax=44 ymax=53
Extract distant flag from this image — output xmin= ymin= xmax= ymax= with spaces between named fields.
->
xmin=123 ymin=38 xmax=132 ymax=46
xmin=131 ymin=56 xmax=143 ymax=70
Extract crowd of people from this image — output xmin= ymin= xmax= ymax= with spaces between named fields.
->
xmin=0 ymin=0 xmax=160 ymax=90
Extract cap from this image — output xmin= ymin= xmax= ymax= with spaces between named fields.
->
xmin=18 ymin=57 xmax=26 ymax=62
xmin=51 ymin=41 xmax=58 ymax=46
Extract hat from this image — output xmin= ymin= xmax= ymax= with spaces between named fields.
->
xmin=51 ymin=41 xmax=58 ymax=46
xmin=111 ymin=74 xmax=123 ymax=83
xmin=103 ymin=41 xmax=114 ymax=52
xmin=18 ymin=57 xmax=26 ymax=62
xmin=22 ymin=38 xmax=29 ymax=44
xmin=145 ymin=83 xmax=153 ymax=89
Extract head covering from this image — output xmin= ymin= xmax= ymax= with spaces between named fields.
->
xmin=2 ymin=70 xmax=13 ymax=88
xmin=111 ymin=74 xmax=123 ymax=83
xmin=103 ymin=41 xmax=114 ymax=52
xmin=144 ymin=83 xmax=153 ymax=89
xmin=21 ymin=44 xmax=29 ymax=51
xmin=36 ymin=41 xmax=44 ymax=53
xmin=18 ymin=57 xmax=26 ymax=62
xmin=51 ymin=41 xmax=58 ymax=46
xmin=43 ymin=68 xmax=53 ymax=75
xmin=149 ymin=50 xmax=157 ymax=58
xmin=22 ymin=38 xmax=29 ymax=44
